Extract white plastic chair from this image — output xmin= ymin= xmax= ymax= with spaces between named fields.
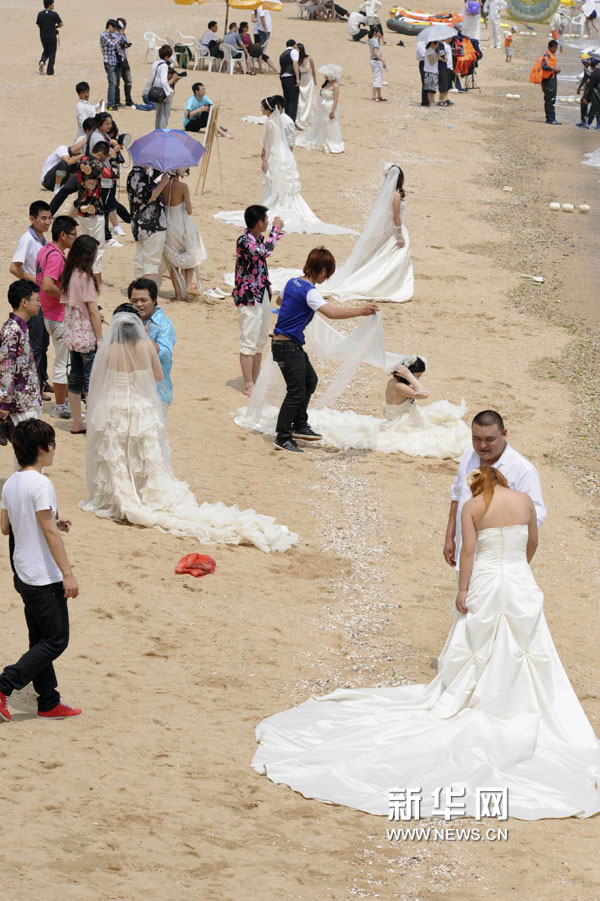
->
xmin=177 ymin=30 xmax=196 ymax=48
xmin=297 ymin=0 xmax=310 ymax=17
xmin=568 ymin=13 xmax=585 ymax=36
xmin=143 ymin=32 xmax=163 ymax=63
xmin=192 ymin=41 xmax=214 ymax=72
xmin=220 ymin=41 xmax=247 ymax=74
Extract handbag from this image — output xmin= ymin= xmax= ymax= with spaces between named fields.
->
xmin=148 ymin=62 xmax=167 ymax=103
xmin=248 ymin=42 xmax=263 ymax=59
xmin=465 ymin=0 xmax=480 ymax=13
xmin=63 ymin=304 xmax=97 ymax=353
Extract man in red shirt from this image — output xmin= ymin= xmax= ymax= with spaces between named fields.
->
xmin=35 ymin=215 xmax=77 ymax=418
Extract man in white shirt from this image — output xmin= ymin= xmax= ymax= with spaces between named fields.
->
xmin=10 ymin=201 xmax=53 ymax=392
xmin=443 ymin=409 xmax=546 ymax=567
xmin=256 ymin=5 xmax=272 ymax=51
xmin=75 ymin=81 xmax=100 ymax=137
xmin=0 ymin=419 xmax=81 ymax=722
xmin=347 ymin=11 xmax=368 ymax=41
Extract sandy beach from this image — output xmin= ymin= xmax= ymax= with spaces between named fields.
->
xmin=1 ymin=1 xmax=599 ymax=898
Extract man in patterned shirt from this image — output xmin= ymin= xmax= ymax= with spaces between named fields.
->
xmin=0 ymin=281 xmax=43 ymax=428
xmin=75 ymin=142 xmax=111 ymax=283
xmin=233 ymin=205 xmax=283 ymax=396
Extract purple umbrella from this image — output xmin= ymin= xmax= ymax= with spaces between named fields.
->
xmin=129 ymin=128 xmax=205 ymax=171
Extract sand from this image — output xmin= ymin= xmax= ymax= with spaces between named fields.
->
xmin=1 ymin=2 xmax=598 ymax=899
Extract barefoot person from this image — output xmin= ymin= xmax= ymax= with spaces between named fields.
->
xmin=234 ymin=205 xmax=284 ymax=396
xmin=0 ymin=419 xmax=81 ymax=723
xmin=443 ymin=409 xmax=546 ymax=567
xmin=272 ymin=247 xmax=378 ymax=452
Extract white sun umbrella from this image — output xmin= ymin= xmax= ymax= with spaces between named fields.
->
xmin=418 ymin=23 xmax=457 ymax=43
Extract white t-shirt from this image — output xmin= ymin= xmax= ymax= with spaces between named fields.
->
xmin=424 ymin=48 xmax=439 ymax=74
xmin=281 ymin=47 xmax=299 ymax=76
xmin=2 ymin=470 xmax=62 ymax=586
xmin=348 ymin=12 xmax=367 ymax=35
xmin=415 ymin=41 xmax=426 ymax=62
xmin=256 ymin=6 xmax=272 ymax=33
xmin=75 ymin=99 xmax=99 ymax=137
xmin=41 ymin=145 xmax=69 ymax=182
xmin=582 ymin=0 xmax=595 ymax=16
xmin=450 ymin=442 xmax=546 ymax=556
xmin=12 ymin=230 xmax=45 ymax=277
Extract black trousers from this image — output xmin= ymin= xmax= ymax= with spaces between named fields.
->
xmin=542 ymin=77 xmax=557 ymax=122
xmin=352 ymin=28 xmax=369 ymax=41
xmin=28 ymin=307 xmax=49 ymax=385
xmin=185 ymin=112 xmax=210 ymax=131
xmin=418 ymin=60 xmax=429 ymax=106
xmin=280 ymin=77 xmax=300 ymax=123
xmin=40 ymin=36 xmax=57 ymax=75
xmin=0 ymin=575 xmax=69 ymax=712
xmin=272 ymin=340 xmax=318 ymax=442
xmin=115 ymin=60 xmax=133 ymax=105
xmin=49 ymin=174 xmax=78 ymax=216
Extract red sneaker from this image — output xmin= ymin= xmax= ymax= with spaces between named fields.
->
xmin=0 ymin=692 xmax=10 ymax=722
xmin=37 ymin=702 xmax=82 ymax=719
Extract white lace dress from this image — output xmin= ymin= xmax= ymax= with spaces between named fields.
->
xmin=297 ymin=88 xmax=344 ymax=154
xmin=252 ymin=526 xmax=600 ymax=819
xmin=81 ymin=370 xmax=298 ymax=553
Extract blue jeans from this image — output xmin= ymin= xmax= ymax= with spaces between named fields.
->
xmin=67 ymin=349 xmax=96 ymax=395
xmin=104 ymin=62 xmax=117 ymax=107
xmin=135 ymin=91 xmax=156 ymax=112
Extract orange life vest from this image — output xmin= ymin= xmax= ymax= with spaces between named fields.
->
xmin=455 ymin=38 xmax=477 ymax=75
xmin=551 ymin=28 xmax=558 ymax=40
xmin=529 ymin=51 xmax=556 ymax=84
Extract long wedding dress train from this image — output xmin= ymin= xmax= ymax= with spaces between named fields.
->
xmin=252 ymin=526 xmax=600 ymax=818
xmin=214 ymin=110 xmax=356 ymax=236
xmin=236 ymin=398 xmax=470 ymax=460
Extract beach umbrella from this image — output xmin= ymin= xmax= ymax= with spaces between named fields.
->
xmin=129 ymin=129 xmax=205 ymax=172
xmin=174 ymin=0 xmax=283 ymax=31
xmin=417 ymin=23 xmax=458 ymax=43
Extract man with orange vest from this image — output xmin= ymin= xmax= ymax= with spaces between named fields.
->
xmin=531 ymin=40 xmax=561 ymax=124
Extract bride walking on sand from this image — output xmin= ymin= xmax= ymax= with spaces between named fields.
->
xmin=252 ymin=467 xmax=600 ymax=818
xmin=296 ymin=64 xmax=344 ymax=154
xmin=321 ymin=163 xmax=414 ymax=302
xmin=214 ymin=98 xmax=356 ymax=236
xmin=81 ymin=307 xmax=297 ymax=553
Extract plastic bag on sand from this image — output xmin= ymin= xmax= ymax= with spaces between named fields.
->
xmin=175 ymin=554 xmax=216 ymax=577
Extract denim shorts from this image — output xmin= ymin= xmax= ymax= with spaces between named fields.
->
xmin=68 ymin=350 xmax=96 ymax=395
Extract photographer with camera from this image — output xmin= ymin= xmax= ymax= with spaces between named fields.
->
xmin=75 ymin=143 xmax=111 ymax=283
xmin=115 ymin=17 xmax=134 ymax=108
xmin=149 ymin=45 xmax=186 ymax=129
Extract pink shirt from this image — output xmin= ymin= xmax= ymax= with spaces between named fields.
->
xmin=35 ymin=244 xmax=66 ymax=321
xmin=60 ymin=269 xmax=97 ymax=320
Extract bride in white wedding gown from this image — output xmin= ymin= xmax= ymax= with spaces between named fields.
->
xmin=81 ymin=308 xmax=297 ymax=554
xmin=252 ymin=467 xmax=600 ymax=819
xmin=320 ymin=163 xmax=414 ymax=303
xmin=214 ymin=99 xmax=356 ymax=236
xmin=296 ymin=64 xmax=344 ymax=154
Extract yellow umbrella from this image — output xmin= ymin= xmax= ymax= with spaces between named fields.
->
xmin=174 ymin=0 xmax=282 ymax=31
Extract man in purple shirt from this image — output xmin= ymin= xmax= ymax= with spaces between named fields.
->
xmin=0 ymin=281 xmax=43 ymax=427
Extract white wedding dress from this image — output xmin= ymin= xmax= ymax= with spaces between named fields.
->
xmin=297 ymin=62 xmax=317 ymax=129
xmin=214 ymin=110 xmax=356 ymax=236
xmin=296 ymin=87 xmax=344 ymax=154
xmin=320 ymin=165 xmax=414 ymax=302
xmin=82 ymin=315 xmax=297 ymax=554
xmin=163 ymin=201 xmax=207 ymax=297
xmin=253 ymin=526 xmax=600 ymax=819
xmin=237 ymin=398 xmax=470 ymax=460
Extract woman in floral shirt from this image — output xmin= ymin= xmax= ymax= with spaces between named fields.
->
xmin=233 ymin=204 xmax=283 ymax=395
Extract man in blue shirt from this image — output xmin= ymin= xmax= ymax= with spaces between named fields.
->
xmin=183 ymin=83 xmax=214 ymax=132
xmin=272 ymin=248 xmax=377 ymax=453
xmin=127 ymin=278 xmax=176 ymax=408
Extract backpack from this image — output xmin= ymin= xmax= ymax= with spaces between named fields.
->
xmin=529 ymin=56 xmax=543 ymax=84
xmin=466 ymin=1 xmax=481 ymax=14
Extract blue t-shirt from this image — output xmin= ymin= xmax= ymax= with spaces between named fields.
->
xmin=183 ymin=94 xmax=214 ymax=128
xmin=147 ymin=307 xmax=176 ymax=405
xmin=274 ymin=278 xmax=326 ymax=346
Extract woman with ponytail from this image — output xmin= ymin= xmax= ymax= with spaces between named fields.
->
xmin=252 ymin=464 xmax=600 ymax=819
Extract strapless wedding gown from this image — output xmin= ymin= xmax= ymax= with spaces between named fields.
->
xmin=296 ymin=63 xmax=317 ymax=129
xmin=252 ymin=526 xmax=600 ymax=818
xmin=235 ymin=398 xmax=469 ymax=460
xmin=81 ymin=371 xmax=297 ymax=554
xmin=163 ymin=202 xmax=207 ymax=297
xmin=296 ymin=89 xmax=344 ymax=154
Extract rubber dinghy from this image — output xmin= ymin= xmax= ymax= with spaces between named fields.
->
xmin=387 ymin=7 xmax=463 ymax=35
